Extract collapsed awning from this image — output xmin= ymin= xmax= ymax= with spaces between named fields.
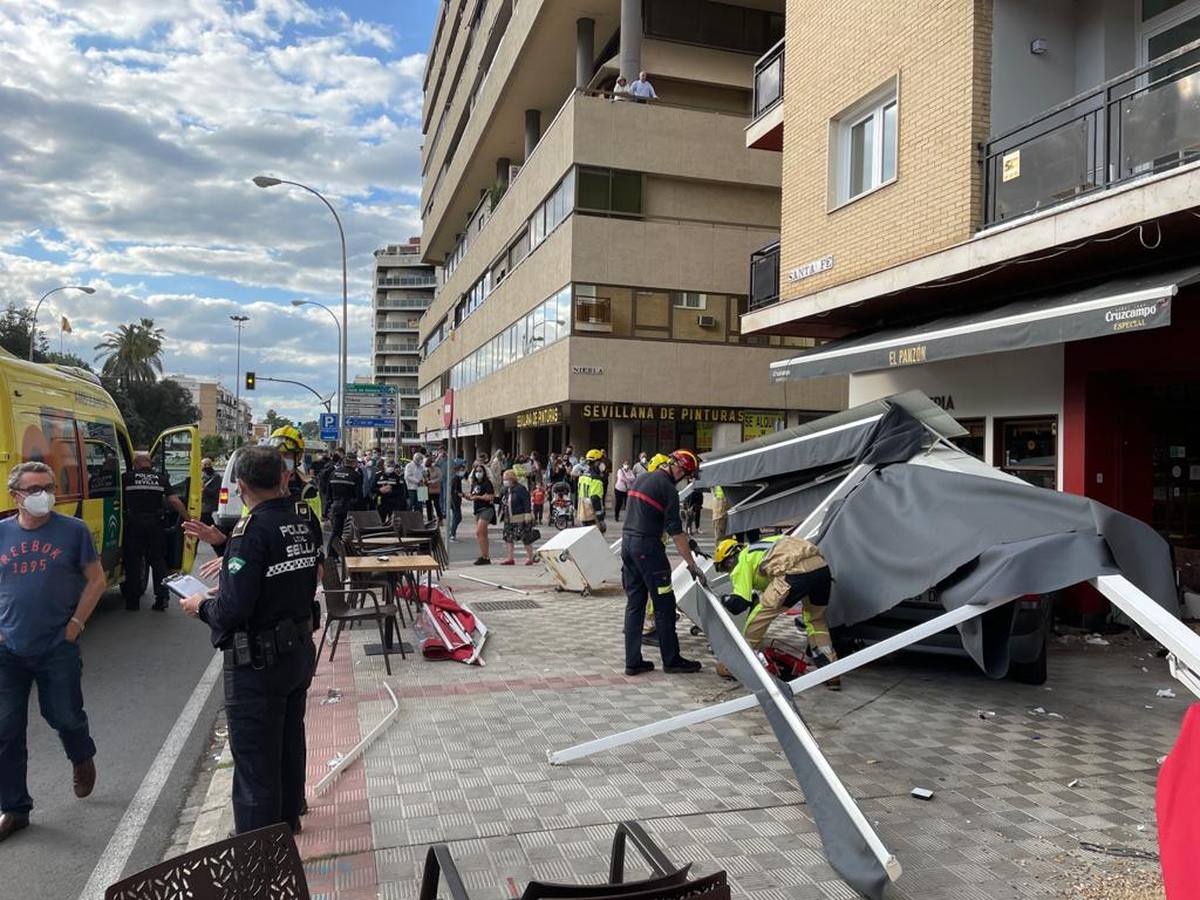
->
xmin=693 ymin=390 xmax=963 ymax=489
xmin=771 ymin=265 xmax=1200 ymax=381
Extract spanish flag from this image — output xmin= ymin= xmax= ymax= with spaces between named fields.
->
xmin=61 ymin=316 xmax=72 ymax=333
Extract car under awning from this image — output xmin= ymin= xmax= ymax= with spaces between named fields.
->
xmin=771 ymin=264 xmax=1200 ymax=381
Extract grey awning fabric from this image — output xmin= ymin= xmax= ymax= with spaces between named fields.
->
xmin=693 ymin=390 xmax=963 ymax=489
xmin=771 ymin=265 xmax=1200 ymax=381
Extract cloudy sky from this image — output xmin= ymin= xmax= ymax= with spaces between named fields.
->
xmin=0 ymin=0 xmax=438 ymax=422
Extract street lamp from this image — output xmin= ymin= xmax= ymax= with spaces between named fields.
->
xmin=230 ymin=314 xmax=249 ymax=448
xmin=523 ymin=319 xmax=567 ymax=355
xmin=252 ymin=175 xmax=348 ymax=443
xmin=30 ymin=285 xmax=95 ymax=360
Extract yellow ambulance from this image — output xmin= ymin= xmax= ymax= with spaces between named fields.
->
xmin=0 ymin=349 xmax=201 ymax=585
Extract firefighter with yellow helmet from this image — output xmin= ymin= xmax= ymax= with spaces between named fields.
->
xmin=712 ymin=534 xmax=840 ymax=688
xmin=267 ymin=425 xmax=322 ymax=520
xmin=578 ymin=448 xmax=607 ymax=534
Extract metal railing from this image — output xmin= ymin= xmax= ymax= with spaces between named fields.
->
xmin=378 ymin=276 xmax=436 ymax=287
xmin=753 ymin=38 xmax=784 ymax=119
xmin=983 ymin=37 xmax=1200 ymax=227
xmin=375 ymin=298 xmax=431 ymax=310
xmin=748 ymin=240 xmax=780 ymax=311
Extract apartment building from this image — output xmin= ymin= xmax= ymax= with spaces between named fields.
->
xmin=416 ymin=0 xmax=846 ymax=464
xmin=744 ymin=0 xmax=1200 ymax=619
xmin=168 ymin=375 xmax=252 ymax=447
xmin=372 ymin=238 xmax=436 ymax=451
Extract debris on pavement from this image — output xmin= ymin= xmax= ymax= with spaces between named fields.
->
xmin=325 ymin=753 xmax=345 ymax=769
xmin=1156 ymin=688 xmax=1177 ymax=698
xmin=1085 ymin=635 xmax=1111 ymax=646
xmin=911 ymin=787 xmax=934 ymax=800
xmin=320 ymin=688 xmax=343 ymax=705
xmin=1068 ymin=779 xmax=1080 ymax=788
xmin=1078 ymin=841 xmax=1159 ymax=862
xmin=978 ymin=710 xmax=996 ymax=719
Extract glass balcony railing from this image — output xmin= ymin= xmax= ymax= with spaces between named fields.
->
xmin=983 ymin=37 xmax=1200 ymax=226
xmin=753 ymin=39 xmax=784 ymax=119
xmin=377 ymin=275 xmax=437 ymax=288
xmin=748 ymin=240 xmax=780 ymax=311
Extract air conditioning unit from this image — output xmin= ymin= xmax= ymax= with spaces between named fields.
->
xmin=508 ymin=164 xmax=522 ymax=183
xmin=697 ymin=314 xmax=717 ymax=328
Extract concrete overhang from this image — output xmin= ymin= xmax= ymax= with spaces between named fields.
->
xmin=745 ymin=101 xmax=782 ymax=151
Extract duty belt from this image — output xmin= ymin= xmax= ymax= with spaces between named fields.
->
xmin=223 ymin=617 xmax=312 ymax=669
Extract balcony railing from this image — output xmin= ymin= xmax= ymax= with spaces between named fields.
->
xmin=983 ymin=37 xmax=1200 ymax=227
xmin=753 ymin=39 xmax=784 ymax=119
xmin=748 ymin=240 xmax=780 ymax=311
xmin=375 ymin=298 xmax=431 ymax=310
xmin=377 ymin=276 xmax=436 ymax=288
xmin=376 ymin=342 xmax=420 ymax=352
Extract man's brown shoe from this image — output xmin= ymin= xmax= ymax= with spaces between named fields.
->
xmin=0 ymin=813 xmax=30 ymax=842
xmin=73 ymin=758 xmax=96 ymax=798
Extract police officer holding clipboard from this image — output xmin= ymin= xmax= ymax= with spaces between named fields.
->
xmin=177 ymin=446 xmax=321 ymax=834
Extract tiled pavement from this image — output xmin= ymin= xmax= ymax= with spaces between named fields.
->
xmin=284 ymin=563 xmax=1180 ymax=899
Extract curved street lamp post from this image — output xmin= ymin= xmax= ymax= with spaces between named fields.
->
xmin=30 ymin=285 xmax=95 ymax=360
xmin=253 ymin=176 xmax=348 ymax=444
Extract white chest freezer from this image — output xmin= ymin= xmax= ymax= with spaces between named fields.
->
xmin=537 ymin=526 xmax=620 ymax=594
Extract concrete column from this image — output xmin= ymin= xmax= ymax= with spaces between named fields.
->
xmin=524 ymin=109 xmax=541 ymax=159
xmin=619 ymin=0 xmax=642 ymax=82
xmin=711 ymin=423 xmax=742 ymax=451
xmin=496 ymin=157 xmax=511 ymax=188
xmin=517 ymin=427 xmax=535 ymax=455
xmin=611 ymin=422 xmax=634 ymax=469
xmin=576 ymin=17 xmax=595 ymax=88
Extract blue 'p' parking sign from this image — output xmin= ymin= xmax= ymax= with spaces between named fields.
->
xmin=319 ymin=413 xmax=339 ymax=442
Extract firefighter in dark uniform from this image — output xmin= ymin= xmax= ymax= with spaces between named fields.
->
xmin=179 ymin=446 xmax=320 ymax=834
xmin=327 ymin=451 xmax=363 ymax=551
xmin=621 ymin=449 xmax=706 ymax=676
xmin=122 ymin=450 xmax=191 ymax=611
xmin=372 ymin=460 xmax=404 ymax=523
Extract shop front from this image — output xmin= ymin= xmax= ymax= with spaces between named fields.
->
xmin=575 ymin=402 xmax=791 ymax=462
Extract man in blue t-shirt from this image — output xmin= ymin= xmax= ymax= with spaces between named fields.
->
xmin=0 ymin=461 xmax=108 ymax=843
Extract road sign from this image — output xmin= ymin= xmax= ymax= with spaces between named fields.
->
xmin=319 ymin=413 xmax=339 ymax=442
xmin=344 ymin=383 xmax=397 ymax=428
xmin=442 ymin=389 xmax=454 ymax=428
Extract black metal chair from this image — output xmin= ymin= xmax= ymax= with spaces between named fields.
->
xmin=419 ymin=821 xmax=729 ymax=900
xmin=318 ymin=557 xmax=405 ymax=674
xmin=105 ymin=823 xmax=308 ymax=900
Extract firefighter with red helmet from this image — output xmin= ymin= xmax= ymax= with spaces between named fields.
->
xmin=620 ymin=449 xmax=706 ymax=676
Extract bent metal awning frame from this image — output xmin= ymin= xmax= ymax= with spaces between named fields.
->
xmin=770 ymin=265 xmax=1200 ymax=381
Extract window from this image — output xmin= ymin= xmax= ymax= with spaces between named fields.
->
xmin=996 ymin=417 xmax=1058 ymax=489
xmin=82 ymin=420 xmax=122 ymax=499
xmin=644 ymin=0 xmax=782 ymax=54
xmin=831 ymin=80 xmax=898 ymax=207
xmin=675 ymin=292 xmax=707 ymax=310
xmin=576 ymin=167 xmax=643 ymax=216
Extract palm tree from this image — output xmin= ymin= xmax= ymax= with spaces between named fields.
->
xmin=94 ymin=318 xmax=165 ymax=387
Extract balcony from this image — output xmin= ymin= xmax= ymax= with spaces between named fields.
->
xmin=376 ymin=317 xmax=420 ymax=332
xmin=376 ymin=341 xmax=420 ymax=353
xmin=748 ymin=241 xmax=780 ymax=311
xmin=983 ymin=38 xmax=1200 ymax=227
xmin=746 ymin=39 xmax=784 ymax=152
xmin=375 ymin=298 xmax=431 ymax=310
xmin=377 ymin=275 xmax=437 ymax=288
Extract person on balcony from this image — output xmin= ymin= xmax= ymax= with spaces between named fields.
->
xmin=629 ymin=71 xmax=657 ymax=101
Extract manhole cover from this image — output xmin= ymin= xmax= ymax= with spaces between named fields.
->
xmin=471 ymin=599 xmax=542 ymax=612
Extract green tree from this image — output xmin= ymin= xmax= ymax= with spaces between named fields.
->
xmin=43 ymin=351 xmax=94 ymax=370
xmin=298 ymin=420 xmax=319 ymax=440
xmin=264 ymin=409 xmax=293 ymax=432
xmin=0 ymin=304 xmax=48 ymax=359
xmin=103 ymin=376 xmax=201 ymax=448
xmin=94 ymin=318 xmax=165 ymax=387
xmin=201 ymin=434 xmax=228 ymax=459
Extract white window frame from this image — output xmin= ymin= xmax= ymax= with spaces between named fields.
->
xmin=828 ymin=77 xmax=899 ymax=210
xmin=674 ymin=292 xmax=707 ymax=310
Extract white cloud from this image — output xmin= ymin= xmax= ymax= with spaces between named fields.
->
xmin=0 ymin=0 xmax=429 ymax=421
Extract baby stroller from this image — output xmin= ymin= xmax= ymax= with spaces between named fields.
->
xmin=550 ymin=481 xmax=575 ymax=530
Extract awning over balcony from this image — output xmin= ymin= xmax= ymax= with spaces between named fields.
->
xmin=771 ymin=264 xmax=1200 ymax=381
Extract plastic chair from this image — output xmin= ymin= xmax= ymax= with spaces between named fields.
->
xmin=419 ymin=821 xmax=729 ymax=900
xmin=105 ymin=823 xmax=308 ymax=899
xmin=318 ymin=558 xmax=406 ymax=674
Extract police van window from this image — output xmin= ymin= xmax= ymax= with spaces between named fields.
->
xmin=82 ymin=421 xmax=121 ymax=499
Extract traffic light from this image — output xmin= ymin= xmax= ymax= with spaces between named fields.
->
xmin=245 ymin=371 xmax=256 ymax=390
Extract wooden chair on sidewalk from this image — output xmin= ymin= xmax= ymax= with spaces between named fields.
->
xmin=317 ymin=558 xmax=405 ymax=675
xmin=105 ymin=823 xmax=308 ymax=900
xmin=419 ymin=821 xmax=730 ymax=900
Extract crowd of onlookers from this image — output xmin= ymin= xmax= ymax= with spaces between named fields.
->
xmin=306 ymin=441 xmax=703 ymax=566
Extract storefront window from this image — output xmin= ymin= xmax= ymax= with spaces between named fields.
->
xmin=956 ymin=418 xmax=986 ymax=460
xmin=997 ymin=417 xmax=1058 ymax=489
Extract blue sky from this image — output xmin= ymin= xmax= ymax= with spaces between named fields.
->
xmin=0 ymin=0 xmax=440 ymax=422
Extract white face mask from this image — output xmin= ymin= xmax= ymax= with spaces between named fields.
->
xmin=284 ymin=458 xmax=296 ymax=472
xmin=22 ymin=491 xmax=55 ymax=516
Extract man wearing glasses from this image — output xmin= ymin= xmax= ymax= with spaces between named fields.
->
xmin=0 ymin=462 xmax=107 ymax=842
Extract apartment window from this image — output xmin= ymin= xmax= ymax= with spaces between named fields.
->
xmin=830 ymin=79 xmax=898 ymax=207
xmin=576 ymin=167 xmax=642 ymax=216
xmin=644 ymin=0 xmax=782 ymax=54
xmin=675 ymin=292 xmax=706 ymax=310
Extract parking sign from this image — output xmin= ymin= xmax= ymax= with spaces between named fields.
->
xmin=319 ymin=413 xmax=339 ymax=442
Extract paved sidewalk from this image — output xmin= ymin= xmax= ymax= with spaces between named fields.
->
xmin=269 ymin=557 xmax=1182 ymax=900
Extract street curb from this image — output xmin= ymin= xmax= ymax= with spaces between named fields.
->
xmin=186 ymin=741 xmax=234 ymax=850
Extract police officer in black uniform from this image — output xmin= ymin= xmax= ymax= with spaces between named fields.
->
xmin=179 ymin=446 xmax=320 ymax=834
xmin=122 ymin=450 xmax=191 ymax=611
xmin=327 ymin=451 xmax=363 ymax=550
xmin=372 ymin=460 xmax=404 ymax=523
